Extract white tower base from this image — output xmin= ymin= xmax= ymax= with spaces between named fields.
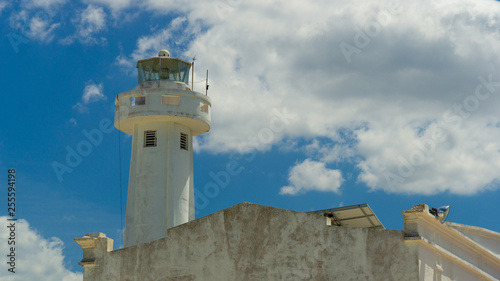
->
xmin=124 ymin=122 xmax=194 ymax=247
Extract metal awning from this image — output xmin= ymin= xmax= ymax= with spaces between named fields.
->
xmin=308 ymin=203 xmax=385 ymax=229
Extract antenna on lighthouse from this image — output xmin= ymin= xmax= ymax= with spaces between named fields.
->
xmin=206 ymin=69 xmax=209 ymax=95
xmin=191 ymin=55 xmax=196 ymax=90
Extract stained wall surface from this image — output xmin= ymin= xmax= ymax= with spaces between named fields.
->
xmin=81 ymin=203 xmax=418 ymax=281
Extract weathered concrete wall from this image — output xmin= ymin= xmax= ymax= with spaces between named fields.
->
xmin=81 ymin=203 xmax=417 ymax=281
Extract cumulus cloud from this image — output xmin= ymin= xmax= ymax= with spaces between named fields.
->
xmin=280 ymin=159 xmax=344 ymax=195
xmin=29 ymin=16 xmax=60 ymax=42
xmin=9 ymin=10 xmax=60 ymax=43
xmin=305 ymin=140 xmax=357 ymax=164
xmin=0 ymin=1 xmax=8 ymax=15
xmin=73 ymin=82 xmax=106 ymax=113
xmin=73 ymin=4 xmax=107 ymax=44
xmin=59 ymin=4 xmax=107 ymax=45
xmin=356 ymin=116 xmax=500 ymax=195
xmin=85 ymin=0 xmax=134 ymax=11
xmin=83 ymin=0 xmax=189 ymax=14
xmin=21 ymin=0 xmax=66 ymax=9
xmin=123 ymin=0 xmax=500 ymax=196
xmin=0 ymin=217 xmax=82 ymax=281
xmin=116 ymin=16 xmax=191 ymax=71
xmin=82 ymin=83 xmax=106 ymax=103
xmin=78 ymin=5 xmax=106 ymax=39
xmin=67 ymin=118 xmax=78 ymax=126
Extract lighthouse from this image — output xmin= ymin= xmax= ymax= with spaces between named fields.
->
xmin=115 ymin=50 xmax=211 ymax=247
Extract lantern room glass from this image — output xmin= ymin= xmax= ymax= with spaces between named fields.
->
xmin=138 ymin=58 xmax=190 ymax=85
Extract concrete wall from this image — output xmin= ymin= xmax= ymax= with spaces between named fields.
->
xmin=80 ymin=203 xmax=418 ymax=281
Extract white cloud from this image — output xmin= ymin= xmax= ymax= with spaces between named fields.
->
xmin=60 ymin=4 xmax=107 ymax=45
xmin=82 ymin=82 xmax=105 ymax=104
xmin=123 ymin=0 xmax=500 ymax=196
xmin=75 ymin=4 xmax=107 ymax=44
xmin=0 ymin=217 xmax=82 ymax=281
xmin=73 ymin=82 xmax=106 ymax=113
xmin=305 ymin=140 xmax=357 ymax=163
xmin=21 ymin=0 xmax=66 ymax=9
xmin=85 ymin=0 xmax=134 ymax=11
xmin=72 ymin=103 xmax=89 ymax=114
xmin=67 ymin=118 xmax=78 ymax=126
xmin=29 ymin=15 xmax=60 ymax=42
xmin=356 ymin=118 xmax=500 ymax=195
xmin=280 ymin=159 xmax=344 ymax=195
xmin=9 ymin=11 xmax=60 ymax=43
xmin=0 ymin=1 xmax=8 ymax=15
xmin=83 ymin=0 xmax=189 ymax=14
xmin=115 ymin=54 xmax=134 ymax=68
xmin=139 ymin=0 xmax=189 ymax=13
xmin=116 ymin=16 xmax=189 ymax=71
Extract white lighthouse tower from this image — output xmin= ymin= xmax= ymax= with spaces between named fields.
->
xmin=115 ymin=50 xmax=211 ymax=247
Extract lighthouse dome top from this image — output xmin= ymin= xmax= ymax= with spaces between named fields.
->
xmin=158 ymin=50 xmax=170 ymax=57
xmin=136 ymin=50 xmax=190 ymax=85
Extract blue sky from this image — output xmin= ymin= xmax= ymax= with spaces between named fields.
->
xmin=1 ymin=0 xmax=500 ymax=279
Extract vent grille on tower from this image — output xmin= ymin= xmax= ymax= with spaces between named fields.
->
xmin=180 ymin=133 xmax=188 ymax=151
xmin=144 ymin=131 xmax=157 ymax=147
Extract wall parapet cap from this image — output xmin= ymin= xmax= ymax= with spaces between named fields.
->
xmin=78 ymin=258 xmax=96 ymax=267
xmin=74 ymin=232 xmax=113 ymax=268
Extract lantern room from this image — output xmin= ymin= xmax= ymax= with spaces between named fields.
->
xmin=136 ymin=50 xmax=191 ymax=85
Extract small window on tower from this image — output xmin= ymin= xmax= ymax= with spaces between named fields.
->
xmin=180 ymin=133 xmax=188 ymax=151
xmin=162 ymin=95 xmax=180 ymax=105
xmin=144 ymin=130 xmax=157 ymax=147
xmin=200 ymin=102 xmax=209 ymax=113
xmin=131 ymin=97 xmax=145 ymax=106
